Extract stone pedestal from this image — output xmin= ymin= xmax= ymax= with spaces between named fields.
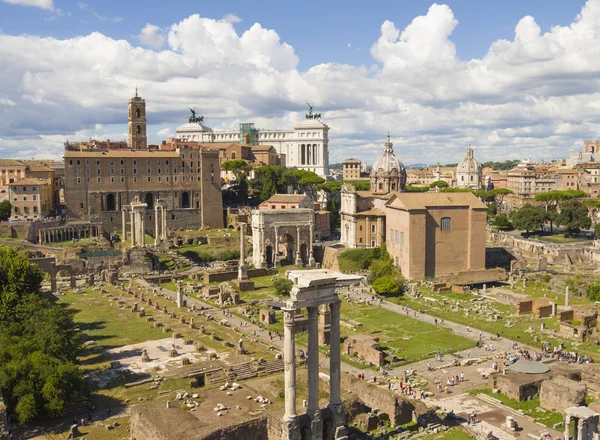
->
xmin=235 ymin=279 xmax=255 ymax=291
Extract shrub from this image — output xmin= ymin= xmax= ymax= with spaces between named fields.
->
xmin=586 ymin=282 xmax=600 ymax=301
xmin=273 ymin=277 xmax=294 ymax=296
xmin=372 ymin=276 xmax=402 ymax=295
xmin=338 ymin=248 xmax=381 ymax=272
xmin=492 ymin=214 xmax=512 ymax=230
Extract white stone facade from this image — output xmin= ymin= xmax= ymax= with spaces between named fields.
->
xmin=456 ymin=146 xmax=482 ymax=189
xmin=176 ymin=119 xmax=330 ymax=176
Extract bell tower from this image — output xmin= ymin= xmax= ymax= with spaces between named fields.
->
xmin=128 ymin=88 xmax=147 ymax=149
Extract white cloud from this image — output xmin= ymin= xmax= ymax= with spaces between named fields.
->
xmin=2 ymin=2 xmax=600 ymax=166
xmin=77 ymin=2 xmax=122 ymax=23
xmin=347 ymin=42 xmax=351 ymax=48
xmin=2 ymin=0 xmax=54 ymax=10
xmin=222 ymin=13 xmax=241 ymax=24
xmin=137 ymin=23 xmax=165 ymax=49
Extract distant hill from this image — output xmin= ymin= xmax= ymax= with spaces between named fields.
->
xmin=329 ymin=163 xmax=343 ymax=170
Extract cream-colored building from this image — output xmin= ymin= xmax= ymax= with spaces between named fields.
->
xmin=455 ymin=146 xmax=482 ymax=189
xmin=8 ymin=178 xmax=52 ymax=220
xmin=506 ymin=160 xmax=560 ymax=207
xmin=0 ymin=159 xmax=27 ymax=200
xmin=385 ymin=192 xmax=487 ymax=280
xmin=342 ymin=158 xmax=361 ymax=180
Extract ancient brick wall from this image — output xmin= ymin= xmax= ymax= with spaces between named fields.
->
xmin=539 ymin=376 xmax=586 ymax=412
xmin=204 ymin=268 xmax=271 ymax=283
xmin=559 ymin=310 xmax=575 ymax=322
xmin=536 ymin=305 xmax=553 ymax=319
xmin=517 ymin=300 xmax=533 ymax=314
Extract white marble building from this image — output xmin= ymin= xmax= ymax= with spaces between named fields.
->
xmin=176 ymin=117 xmax=330 ymax=176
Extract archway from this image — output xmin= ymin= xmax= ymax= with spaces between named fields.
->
xmin=265 ymin=246 xmax=273 ymax=267
xmin=280 ymin=233 xmax=295 ymax=263
xmin=145 ymin=193 xmax=154 ymax=209
xmin=300 ymin=243 xmax=308 ymax=266
xmin=181 ymin=191 xmax=190 ymax=209
xmin=106 ymin=193 xmax=116 ymax=211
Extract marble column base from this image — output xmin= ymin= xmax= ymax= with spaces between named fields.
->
xmin=308 ymin=409 xmax=323 ymax=440
xmin=281 ymin=415 xmax=301 ymax=440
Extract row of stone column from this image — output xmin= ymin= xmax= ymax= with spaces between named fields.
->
xmin=39 ymin=225 xmax=101 ymax=244
xmin=283 ymin=301 xmax=343 ymax=439
xmin=154 ymin=205 xmax=167 ymax=242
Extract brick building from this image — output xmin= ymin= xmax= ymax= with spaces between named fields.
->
xmin=8 ymin=178 xmax=52 ymax=220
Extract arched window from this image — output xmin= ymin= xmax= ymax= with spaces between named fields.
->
xmin=461 ymin=176 xmax=464 ymax=181
xmin=145 ymin=192 xmax=154 ymax=209
xmin=440 ymin=217 xmax=452 ymax=231
xmin=181 ymin=191 xmax=190 ymax=209
xmin=106 ymin=193 xmax=116 ymax=211
xmin=136 ymin=125 xmax=141 ymax=134
xmin=231 ymin=152 xmax=236 ymax=159
xmin=135 ymin=108 xmax=140 ymax=118
xmin=470 ymin=175 xmax=474 ymax=181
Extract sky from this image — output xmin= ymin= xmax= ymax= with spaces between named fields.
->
xmin=0 ymin=0 xmax=599 ymax=167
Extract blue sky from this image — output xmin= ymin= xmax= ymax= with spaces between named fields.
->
xmin=0 ymin=0 xmax=598 ymax=166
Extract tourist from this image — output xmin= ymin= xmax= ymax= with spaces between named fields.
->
xmin=427 ymin=362 xmax=432 ymax=371
xmin=460 ymin=372 xmax=464 ymax=382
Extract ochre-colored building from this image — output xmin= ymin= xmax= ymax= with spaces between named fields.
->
xmin=8 ymin=178 xmax=52 ymax=220
xmin=384 ymin=192 xmax=487 ymax=280
xmin=63 ymin=91 xmax=223 ymax=234
xmin=343 ymin=158 xmax=361 ymax=180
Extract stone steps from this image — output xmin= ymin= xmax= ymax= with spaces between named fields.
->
xmin=263 ymin=358 xmax=284 ymax=374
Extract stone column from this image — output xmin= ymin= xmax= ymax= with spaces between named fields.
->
xmin=365 ymin=217 xmax=371 ymax=247
xmin=376 ymin=217 xmax=383 ymax=246
xmin=328 ymin=300 xmax=345 ymax=433
xmin=564 ymin=416 xmax=570 ymax=440
xmin=130 ymin=211 xmax=136 ymax=247
xmin=308 ymin=222 xmax=315 ymax=267
xmin=154 ymin=205 xmax=159 ymax=245
xmin=274 ymin=226 xmax=280 ymax=268
xmin=260 ymin=227 xmax=267 ymax=269
xmin=295 ymin=226 xmax=303 ymax=266
xmin=162 ymin=207 xmax=167 ymax=240
xmin=307 ymin=306 xmax=322 ymax=439
xmin=238 ymin=223 xmax=248 ymax=281
xmin=38 ymin=230 xmax=43 ymax=244
xmin=565 ymin=286 xmax=570 ymax=308
xmin=140 ymin=212 xmax=146 ymax=247
xmin=282 ymin=307 xmax=300 ymax=440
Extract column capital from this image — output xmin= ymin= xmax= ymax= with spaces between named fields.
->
xmin=307 ymin=306 xmax=319 ymax=320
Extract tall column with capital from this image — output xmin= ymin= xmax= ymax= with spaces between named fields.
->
xmin=130 ymin=211 xmax=136 ymax=248
xmin=307 ymin=306 xmax=322 ymax=439
xmin=162 ymin=207 xmax=167 ymax=240
xmin=328 ymin=300 xmax=346 ymax=435
xmin=274 ymin=226 xmax=280 ymax=268
xmin=154 ymin=206 xmax=159 ymax=244
xmin=122 ymin=209 xmax=127 ymax=241
xmin=308 ymin=221 xmax=316 ymax=267
xmin=295 ymin=226 xmax=303 ymax=266
xmin=238 ymin=223 xmax=248 ymax=280
xmin=140 ymin=212 xmax=146 ymax=247
xmin=282 ymin=307 xmax=300 ymax=440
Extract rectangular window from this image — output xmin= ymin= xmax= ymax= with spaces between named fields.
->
xmin=85 ymin=159 xmax=89 ymax=165
xmin=85 ymin=168 xmax=90 ymax=175
xmin=76 ymin=169 xmax=81 ymax=175
xmin=97 ymin=168 xmax=101 ymax=175
xmin=96 ymin=160 xmax=100 ymax=165
xmin=401 ymin=232 xmax=405 ymax=247
xmin=76 ymin=160 xmax=81 ymax=166
xmin=147 ymin=168 xmax=151 ymax=174
xmin=33 ymin=206 xmax=38 ymax=213
xmin=157 ymin=160 xmax=161 ymax=165
xmin=395 ymin=230 xmax=399 ymax=244
xmin=76 ymin=177 xmax=81 ymax=184
xmin=23 ymin=196 xmax=27 ymax=201
xmin=158 ymin=176 xmax=162 ymax=182
xmin=441 ymin=217 xmax=452 ymax=231
xmin=111 ymin=177 xmax=115 ymax=183
xmin=157 ymin=168 xmax=161 ymax=174
xmin=371 ymin=224 xmax=376 ymax=234
xmin=120 ymin=168 xmax=124 ymax=175
xmin=147 ymin=176 xmax=151 ymax=182
xmin=97 ymin=177 xmax=101 ymax=183
xmin=133 ymin=176 xmax=137 ymax=183
xmin=110 ymin=168 xmax=115 ymax=175
xmin=86 ymin=177 xmax=90 ymax=184
xmin=133 ymin=160 xmax=137 ymax=165
xmin=147 ymin=160 xmax=151 ymax=166
xmin=33 ymin=195 xmax=36 ymax=201
xmin=110 ymin=160 xmax=114 ymax=166
xmin=133 ymin=168 xmax=137 ymax=174
xmin=120 ymin=176 xmax=125 ymax=183
xmin=166 ymin=176 xmax=170 ymax=182
xmin=120 ymin=159 xmax=124 ymax=165
xmin=173 ymin=176 xmax=177 ymax=182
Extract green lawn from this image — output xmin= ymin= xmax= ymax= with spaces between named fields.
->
xmin=59 ymin=288 xmax=167 ymax=350
xmin=340 ymin=301 xmax=475 ymax=364
xmin=470 ymin=388 xmax=563 ymax=429
xmin=533 ymin=234 xmax=589 ymax=244
xmin=400 ymin=288 xmax=600 ymax=360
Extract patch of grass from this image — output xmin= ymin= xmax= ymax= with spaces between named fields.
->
xmin=535 ymin=234 xmax=589 ymax=244
xmin=423 ymin=427 xmax=473 ymax=440
xmin=339 ymin=301 xmax=475 ymax=365
xmin=470 ymin=387 xmax=563 ymax=429
xmin=338 ymin=248 xmax=381 ymax=273
xmin=59 ymin=288 xmax=167 ymax=351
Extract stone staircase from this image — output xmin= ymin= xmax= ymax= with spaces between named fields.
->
xmin=262 ymin=358 xmax=284 ymax=375
xmin=227 ymin=362 xmax=257 ymax=381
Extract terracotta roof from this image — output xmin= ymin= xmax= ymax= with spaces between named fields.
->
xmin=385 ymin=192 xmax=487 ymax=210
xmin=8 ymin=178 xmax=49 ymax=186
xmin=27 ymin=165 xmax=54 ymax=172
xmin=264 ymin=194 xmax=310 ymax=204
xmin=356 ymin=208 xmax=385 ymax=216
xmin=0 ymin=159 xmax=25 ymax=166
xmin=64 ymin=150 xmax=181 ymax=158
xmin=251 ymin=145 xmax=276 ymax=152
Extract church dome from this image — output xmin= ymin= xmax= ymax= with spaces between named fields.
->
xmin=456 ymin=146 xmax=481 ymax=174
xmin=371 ymin=135 xmax=405 ymax=176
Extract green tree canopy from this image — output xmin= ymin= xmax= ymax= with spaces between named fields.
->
xmin=586 ymin=283 xmax=600 ymax=301
xmin=0 ymin=200 xmax=11 ymax=221
xmin=0 ymin=249 xmax=85 ymax=424
xmin=405 ymin=185 xmax=429 ymax=193
xmin=372 ymin=276 xmax=402 ymax=295
xmin=221 ymin=159 xmax=252 ymax=181
xmin=492 ymin=214 xmax=512 ymax=230
xmin=556 ymin=200 xmax=591 ymax=235
xmin=252 ymin=165 xmax=287 ymax=201
xmin=509 ymin=204 xmax=548 ymax=236
xmin=273 ymin=277 xmax=294 ymax=296
xmin=285 ymin=170 xmax=325 ymax=200
xmin=429 ymin=180 xmax=449 ymax=189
